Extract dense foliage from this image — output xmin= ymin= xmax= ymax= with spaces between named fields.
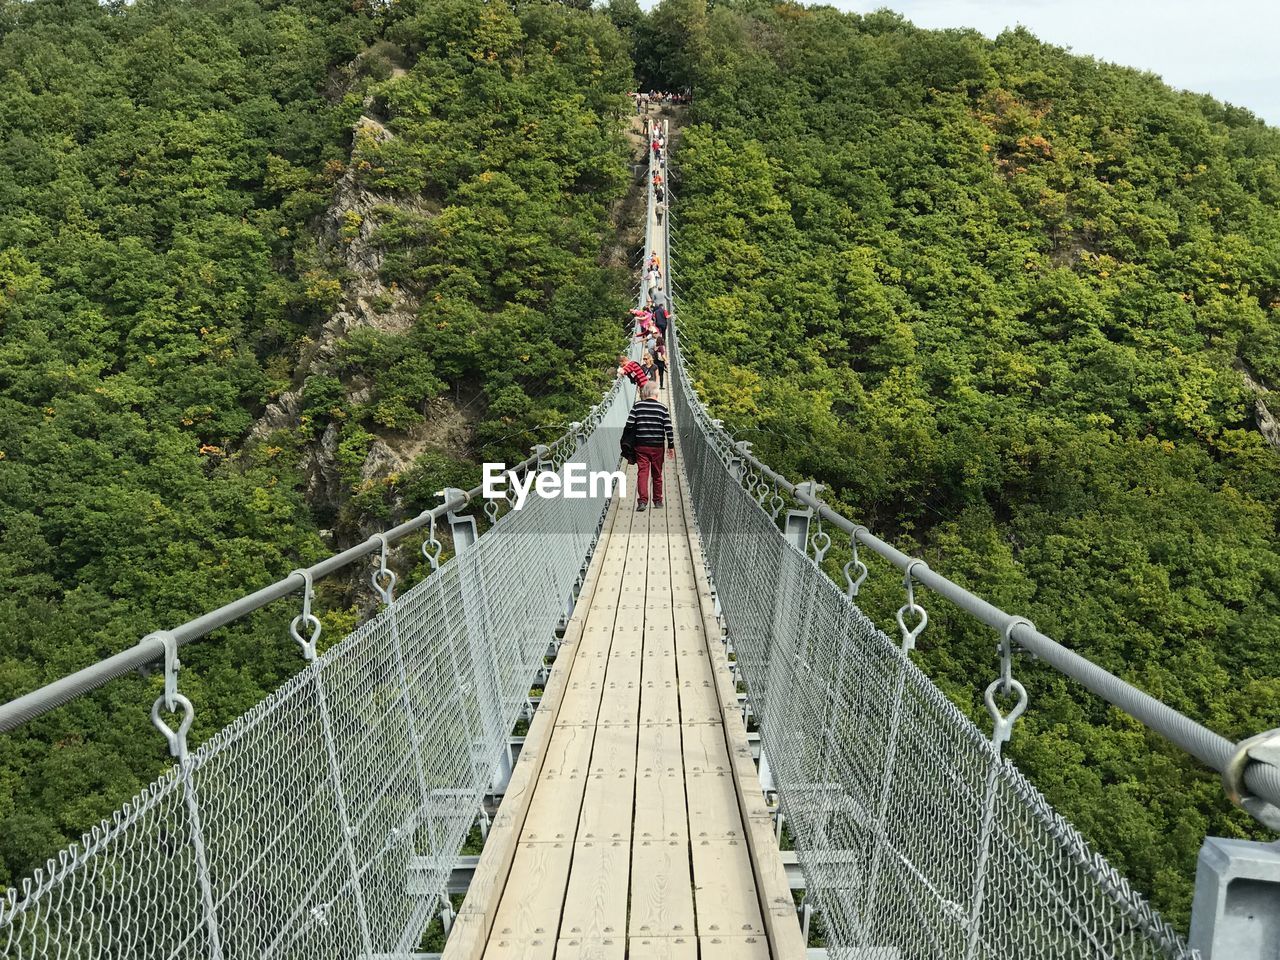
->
xmin=0 ymin=0 xmax=632 ymax=888
xmin=305 ymin=0 xmax=634 ymax=527
xmin=664 ymin=0 xmax=1280 ymax=928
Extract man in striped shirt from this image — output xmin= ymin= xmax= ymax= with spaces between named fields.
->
xmin=627 ymin=382 xmax=675 ymax=510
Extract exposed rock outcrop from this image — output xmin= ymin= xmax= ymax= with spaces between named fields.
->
xmin=253 ymin=116 xmax=416 ymax=443
xmin=251 ymin=114 xmax=475 ymax=544
xmin=1237 ymin=360 xmax=1280 ymax=451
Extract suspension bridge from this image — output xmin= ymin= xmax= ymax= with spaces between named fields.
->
xmin=0 ymin=116 xmax=1277 ymax=960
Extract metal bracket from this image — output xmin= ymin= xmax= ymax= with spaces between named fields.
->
xmin=370 ymin=533 xmax=397 ymax=606
xmin=421 ymin=514 xmax=443 ymax=571
xmin=1190 ymin=835 xmax=1280 ymax=958
xmin=144 ymin=630 xmax=193 ymax=759
xmin=148 ymin=629 xmax=180 ymax=711
xmin=730 ymin=440 xmax=753 ymax=485
xmin=984 ymin=679 xmax=1028 ymax=753
xmin=438 ymin=488 xmax=478 ymax=556
xmin=1224 ymin=728 xmax=1280 ymax=830
xmin=288 ymin=568 xmax=322 ymax=661
xmin=784 ymin=481 xmax=822 ymax=554
xmin=895 ymin=558 xmax=929 ymax=653
xmin=810 ymin=516 xmax=831 ymax=563
xmin=844 ymin=526 xmax=870 ymax=597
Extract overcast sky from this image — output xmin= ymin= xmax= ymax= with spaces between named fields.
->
xmin=696 ymin=1 xmax=1280 ymax=126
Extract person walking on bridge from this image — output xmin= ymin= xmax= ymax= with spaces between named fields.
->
xmin=645 ymin=264 xmax=662 ymax=298
xmin=627 ymin=382 xmax=674 ymax=511
xmin=631 ymin=303 xmax=654 ymax=330
xmin=653 ymin=300 xmax=670 ymax=339
xmin=653 ymin=340 xmax=668 ymax=390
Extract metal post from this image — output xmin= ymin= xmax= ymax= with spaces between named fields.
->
xmin=1189 ymin=837 xmax=1280 ymax=958
xmin=491 ymin=740 xmax=515 ymax=796
xmin=784 ymin=481 xmax=821 ymax=554
xmin=759 ymin=747 xmax=776 ymax=793
xmin=441 ymin=899 xmax=455 ymax=937
xmin=439 ymin=487 xmax=478 ymax=555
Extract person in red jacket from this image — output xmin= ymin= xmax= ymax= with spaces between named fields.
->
xmin=617 ymin=354 xmax=648 ymax=389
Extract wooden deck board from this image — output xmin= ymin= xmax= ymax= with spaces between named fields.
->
xmin=699 ymin=936 xmax=773 ymax=959
xmin=487 ymin=840 xmax=574 ymax=944
xmin=627 ymin=937 xmax=698 ymax=960
xmin=559 ymin=839 xmax=631 ymax=940
xmin=519 ymin=725 xmax=595 ymax=843
xmin=685 ymin=770 xmax=746 ymax=842
xmin=577 ymin=764 xmax=635 ymax=843
xmin=628 ymin=837 xmax=696 ymax=937
xmin=555 ymin=939 xmax=625 ymax=960
xmin=692 ymin=837 xmax=766 ymax=936
xmin=682 ymin=721 xmax=732 ymax=775
xmin=632 ymin=770 xmax=688 ymax=844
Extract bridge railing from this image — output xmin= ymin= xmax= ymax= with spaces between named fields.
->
xmin=0 ymin=384 xmax=631 ymax=959
xmin=662 ymin=187 xmax=1207 ymax=959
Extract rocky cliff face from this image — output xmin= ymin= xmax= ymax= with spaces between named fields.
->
xmin=252 ymin=115 xmax=475 ymax=544
xmin=1238 ymin=361 xmax=1280 ymax=452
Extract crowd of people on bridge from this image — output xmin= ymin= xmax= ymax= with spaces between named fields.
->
xmin=615 ymin=118 xmax=677 ymax=511
xmin=649 ymin=120 xmax=668 ymax=224
xmin=632 ymin=90 xmax=691 ymax=114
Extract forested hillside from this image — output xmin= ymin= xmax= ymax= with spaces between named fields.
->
xmin=0 ymin=0 xmax=632 ymax=886
xmin=659 ymin=0 xmax=1280 ymax=927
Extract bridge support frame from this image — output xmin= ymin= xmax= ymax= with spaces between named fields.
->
xmin=1189 ymin=836 xmax=1280 ymax=958
xmin=439 ymin=487 xmax=478 ymax=555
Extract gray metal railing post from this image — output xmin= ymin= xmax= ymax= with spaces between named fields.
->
xmin=1189 ymin=836 xmax=1280 ymax=958
xmin=148 ymin=633 xmax=225 ymax=960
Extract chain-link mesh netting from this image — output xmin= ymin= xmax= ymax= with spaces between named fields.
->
xmin=0 ymin=386 xmax=631 ymax=960
xmin=668 ymin=335 xmax=1195 ymax=959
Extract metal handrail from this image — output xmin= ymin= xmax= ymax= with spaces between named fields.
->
xmin=0 ymin=317 xmax=633 ymax=737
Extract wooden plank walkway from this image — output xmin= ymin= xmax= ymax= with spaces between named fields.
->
xmin=443 ymin=391 xmax=803 ymax=959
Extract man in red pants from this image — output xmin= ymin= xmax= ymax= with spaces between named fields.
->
xmin=627 ymin=382 xmax=675 ymax=511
